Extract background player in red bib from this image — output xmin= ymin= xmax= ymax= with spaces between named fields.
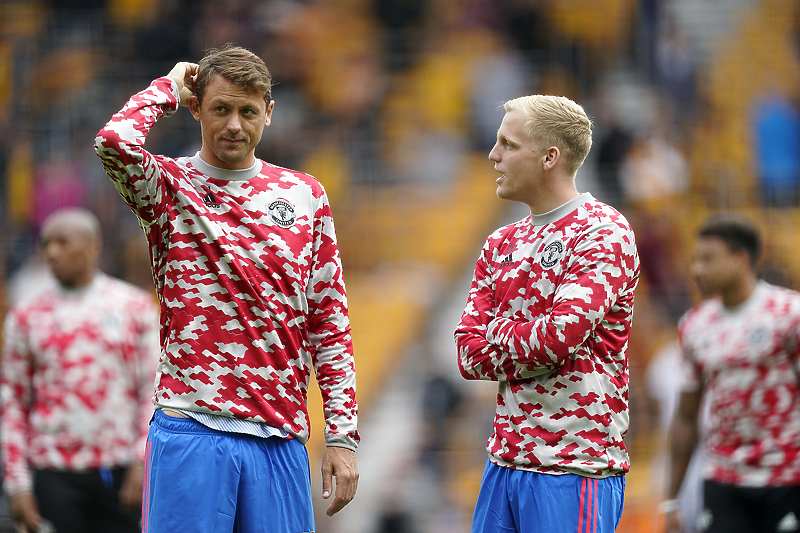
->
xmin=95 ymin=44 xmax=358 ymax=532
xmin=1 ymin=208 xmax=160 ymax=533
xmin=455 ymin=95 xmax=639 ymax=533
xmin=665 ymin=214 xmax=800 ymax=533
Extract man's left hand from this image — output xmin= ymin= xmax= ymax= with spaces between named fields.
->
xmin=119 ymin=463 xmax=145 ymax=511
xmin=321 ymin=446 xmax=358 ymax=516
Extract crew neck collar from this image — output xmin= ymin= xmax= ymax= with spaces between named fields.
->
xmin=528 ymin=193 xmax=593 ymax=226
xmin=190 ymin=153 xmax=262 ymax=181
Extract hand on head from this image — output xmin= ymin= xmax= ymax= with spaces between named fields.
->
xmin=167 ymin=62 xmax=198 ymax=107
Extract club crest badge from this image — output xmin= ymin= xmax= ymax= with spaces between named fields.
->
xmin=268 ymin=199 xmax=296 ymax=228
xmin=540 ymin=241 xmax=564 ymax=268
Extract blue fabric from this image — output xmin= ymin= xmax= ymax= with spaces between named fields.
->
xmin=471 ymin=460 xmax=625 ymax=533
xmin=143 ymin=410 xmax=314 ymax=533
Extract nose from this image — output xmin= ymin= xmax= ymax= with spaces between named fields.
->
xmin=488 ymin=143 xmax=500 ymax=162
xmin=43 ymin=241 xmax=61 ymax=264
xmin=226 ymin=113 xmax=242 ymax=133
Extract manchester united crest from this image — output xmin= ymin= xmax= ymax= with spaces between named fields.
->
xmin=540 ymin=241 xmax=564 ymax=268
xmin=268 ymin=199 xmax=296 ymax=228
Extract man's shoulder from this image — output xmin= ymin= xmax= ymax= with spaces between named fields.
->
xmin=576 ymin=197 xmax=634 ymax=234
xmin=258 ymin=161 xmax=325 ymax=196
xmin=7 ymin=287 xmax=59 ymax=321
xmin=759 ymin=282 xmax=800 ymax=320
xmin=679 ymin=298 xmax=720 ymax=335
xmin=97 ymin=275 xmax=156 ymax=308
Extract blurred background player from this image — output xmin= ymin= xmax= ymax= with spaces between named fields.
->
xmin=664 ymin=214 xmax=800 ymax=533
xmin=455 ymin=95 xmax=640 ymax=533
xmin=0 ymin=207 xmax=160 ymax=533
xmin=95 ymin=45 xmax=359 ymax=532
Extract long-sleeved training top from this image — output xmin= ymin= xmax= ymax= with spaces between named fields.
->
xmin=455 ymin=194 xmax=639 ymax=478
xmin=678 ymin=281 xmax=800 ymax=487
xmin=94 ymin=77 xmax=358 ymax=450
xmin=1 ymin=274 xmax=160 ymax=495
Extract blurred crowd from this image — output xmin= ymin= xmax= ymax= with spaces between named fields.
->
xmin=1 ymin=0 xmax=799 ymax=532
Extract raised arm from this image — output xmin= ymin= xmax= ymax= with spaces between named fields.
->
xmin=484 ymin=221 xmax=638 ymax=367
xmin=93 ymin=63 xmax=196 ymax=226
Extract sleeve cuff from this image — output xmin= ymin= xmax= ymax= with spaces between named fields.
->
xmin=324 ymin=432 xmax=359 ymax=452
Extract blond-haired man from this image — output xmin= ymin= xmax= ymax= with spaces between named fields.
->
xmin=455 ymin=95 xmax=640 ymax=532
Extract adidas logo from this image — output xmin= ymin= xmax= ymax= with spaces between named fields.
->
xmin=498 ymin=252 xmax=514 ymax=267
xmin=778 ymin=512 xmax=799 ymax=532
xmin=202 ymin=187 xmax=220 ymax=208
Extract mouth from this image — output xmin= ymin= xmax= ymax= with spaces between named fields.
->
xmin=496 ymin=174 xmax=505 ymax=184
xmin=221 ymin=138 xmax=245 ymax=147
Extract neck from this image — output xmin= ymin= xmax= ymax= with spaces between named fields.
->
xmin=199 ymin=148 xmax=256 ymax=171
xmin=720 ymin=274 xmax=758 ymax=308
xmin=525 ymin=177 xmax=580 ymax=215
xmin=59 ymin=271 xmax=96 ymax=291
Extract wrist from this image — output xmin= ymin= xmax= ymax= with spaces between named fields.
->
xmin=659 ymin=499 xmax=680 ymax=514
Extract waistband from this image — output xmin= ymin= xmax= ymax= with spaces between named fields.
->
xmin=151 ymin=409 xmax=229 ymax=436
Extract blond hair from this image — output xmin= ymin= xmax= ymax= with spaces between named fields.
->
xmin=503 ymin=95 xmax=593 ymax=176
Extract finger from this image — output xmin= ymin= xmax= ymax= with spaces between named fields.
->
xmin=325 ymin=468 xmax=358 ymax=516
xmin=321 ymin=459 xmax=333 ymax=500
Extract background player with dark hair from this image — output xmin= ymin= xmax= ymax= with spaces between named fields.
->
xmin=664 ymin=214 xmax=800 ymax=533
xmin=1 ymin=207 xmax=159 ymax=533
xmin=455 ymin=94 xmax=640 ymax=533
xmin=95 ymin=44 xmax=359 ymax=532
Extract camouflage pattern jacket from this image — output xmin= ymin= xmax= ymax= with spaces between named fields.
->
xmin=679 ymin=281 xmax=800 ymax=486
xmin=1 ymin=274 xmax=159 ymax=495
xmin=95 ymin=77 xmax=358 ymax=450
xmin=456 ymin=194 xmax=639 ymax=478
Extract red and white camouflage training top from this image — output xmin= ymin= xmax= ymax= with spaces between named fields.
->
xmin=94 ymin=77 xmax=358 ymax=450
xmin=0 ymin=274 xmax=159 ymax=495
xmin=678 ymin=281 xmax=800 ymax=486
xmin=455 ymin=194 xmax=639 ymax=478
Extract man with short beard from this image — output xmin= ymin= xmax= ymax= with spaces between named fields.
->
xmin=95 ymin=44 xmax=359 ymax=533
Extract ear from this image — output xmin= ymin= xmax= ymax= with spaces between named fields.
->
xmin=264 ymin=101 xmax=275 ymax=128
xmin=188 ymin=96 xmax=201 ymax=121
xmin=734 ymin=249 xmax=754 ymax=272
xmin=542 ymin=146 xmax=561 ymax=171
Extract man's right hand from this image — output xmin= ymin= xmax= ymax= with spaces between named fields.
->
xmin=664 ymin=510 xmax=682 ymax=533
xmin=9 ymin=492 xmax=40 ymax=533
xmin=167 ymin=62 xmax=198 ymax=107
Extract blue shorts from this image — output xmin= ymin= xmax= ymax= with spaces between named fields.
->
xmin=471 ymin=460 xmax=625 ymax=533
xmin=143 ymin=410 xmax=314 ymax=533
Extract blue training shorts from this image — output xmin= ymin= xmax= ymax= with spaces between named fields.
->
xmin=471 ymin=460 xmax=625 ymax=533
xmin=143 ymin=410 xmax=314 ymax=533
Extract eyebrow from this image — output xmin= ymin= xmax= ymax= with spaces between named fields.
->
xmin=497 ymin=131 xmax=521 ymax=147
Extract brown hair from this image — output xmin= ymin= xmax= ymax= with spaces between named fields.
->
xmin=195 ymin=43 xmax=273 ymax=104
xmin=503 ymin=95 xmax=593 ymax=176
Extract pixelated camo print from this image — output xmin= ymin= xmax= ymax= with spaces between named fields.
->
xmin=0 ymin=274 xmax=160 ymax=494
xmin=94 ymin=77 xmax=358 ymax=450
xmin=678 ymin=281 xmax=800 ymax=486
xmin=455 ymin=194 xmax=639 ymax=478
